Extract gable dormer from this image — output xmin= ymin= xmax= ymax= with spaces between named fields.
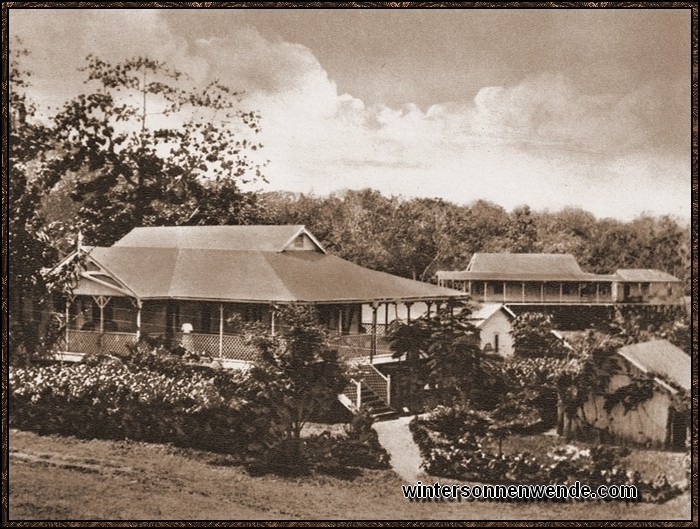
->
xmin=78 ymin=252 xmax=137 ymax=298
xmin=284 ymin=230 xmax=324 ymax=252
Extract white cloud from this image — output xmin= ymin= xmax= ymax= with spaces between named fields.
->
xmin=10 ymin=10 xmax=689 ymax=221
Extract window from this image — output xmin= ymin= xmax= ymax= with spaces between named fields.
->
xmin=294 ymin=234 xmax=305 ymax=249
xmin=494 ymin=333 xmax=499 ymax=353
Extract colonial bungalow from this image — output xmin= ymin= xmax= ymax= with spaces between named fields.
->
xmin=57 ymin=225 xmax=468 ymax=366
xmin=558 ymin=339 xmax=690 ymax=450
xmin=436 ymin=253 xmax=682 ymax=305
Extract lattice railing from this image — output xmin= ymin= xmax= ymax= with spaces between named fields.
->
xmin=341 ymin=379 xmax=362 ymax=411
xmin=221 ymin=334 xmax=257 ymax=362
xmin=65 ymin=331 xmax=137 ymax=355
xmin=357 ymin=364 xmax=391 ymax=406
xmin=330 ymin=334 xmax=372 ymax=359
xmin=101 ymin=332 xmax=138 ymax=355
xmin=329 ymin=334 xmax=392 ymax=360
xmin=181 ymin=333 xmax=219 ymax=357
xmin=360 ymin=323 xmax=389 ymax=336
xmin=65 ymin=330 xmax=101 ymax=355
xmin=182 ymin=333 xmax=258 ymax=362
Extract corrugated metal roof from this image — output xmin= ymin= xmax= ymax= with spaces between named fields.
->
xmin=438 ymin=253 xmax=597 ymax=282
xmin=113 ymin=225 xmax=318 ymax=252
xmin=614 ymin=269 xmax=681 ymax=282
xmin=617 ymin=340 xmax=690 ymax=391
xmin=468 ymin=253 xmax=584 ymax=275
xmin=77 ymin=246 xmax=467 ymax=303
xmin=437 ymin=254 xmax=677 ymax=284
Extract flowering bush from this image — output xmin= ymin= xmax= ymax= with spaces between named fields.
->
xmin=10 ymin=357 xmax=253 ymax=454
xmin=410 ymin=415 xmax=687 ymax=503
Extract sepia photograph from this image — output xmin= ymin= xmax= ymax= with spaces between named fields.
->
xmin=4 ymin=3 xmax=696 ymax=523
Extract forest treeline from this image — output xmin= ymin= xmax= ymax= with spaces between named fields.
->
xmin=256 ymin=189 xmax=691 ymax=290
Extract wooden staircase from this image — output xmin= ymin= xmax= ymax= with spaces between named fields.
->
xmin=338 ymin=364 xmax=399 ymax=421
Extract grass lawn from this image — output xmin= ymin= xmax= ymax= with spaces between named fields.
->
xmin=8 ymin=429 xmax=692 ymax=521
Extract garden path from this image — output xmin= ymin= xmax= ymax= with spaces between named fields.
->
xmin=372 ymin=416 xmax=425 ymax=484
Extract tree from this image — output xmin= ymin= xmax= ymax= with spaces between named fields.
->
xmin=245 ymin=305 xmax=349 ymax=463
xmin=52 ymin=55 xmax=266 ymax=246
xmin=510 ymin=312 xmax=565 ymax=358
xmin=8 ymin=42 xmax=78 ymax=360
xmin=388 ymin=305 xmax=503 ymax=409
xmin=504 ymin=205 xmax=540 ymax=253
xmin=606 ymin=305 xmax=690 ymax=354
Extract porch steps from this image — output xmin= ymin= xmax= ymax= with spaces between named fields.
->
xmin=338 ymin=363 xmax=399 ymax=421
xmin=359 ymin=385 xmax=399 ymax=421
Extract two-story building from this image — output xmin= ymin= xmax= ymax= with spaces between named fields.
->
xmin=436 ymin=253 xmax=682 ymax=306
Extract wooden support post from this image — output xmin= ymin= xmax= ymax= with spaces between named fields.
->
xmin=136 ymin=300 xmax=142 ymax=340
xmin=406 ymin=302 xmax=413 ymax=323
xmin=219 ymin=303 xmax=224 ymax=358
xmin=93 ymin=295 xmax=110 ymax=354
xmin=370 ymin=302 xmax=378 ymax=364
xmin=503 ymin=282 xmax=507 ymax=302
xmin=540 ymin=283 xmax=545 ymax=302
xmin=338 ymin=307 xmax=343 ymax=336
xmin=386 ymin=374 xmax=391 ymax=406
xmin=384 ymin=303 xmax=389 ymax=329
xmin=65 ymin=298 xmax=70 ymax=350
xmin=426 ymin=301 xmax=432 ymax=317
xmin=270 ymin=306 xmax=276 ymax=336
xmin=559 ymin=283 xmax=563 ymax=303
xmin=484 ymin=281 xmax=488 ymax=302
xmin=356 ymin=380 xmax=362 ymax=410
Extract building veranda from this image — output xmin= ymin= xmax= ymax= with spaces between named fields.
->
xmin=56 ymin=225 xmax=468 ymax=367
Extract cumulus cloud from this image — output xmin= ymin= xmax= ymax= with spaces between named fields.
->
xmin=9 ymin=9 xmax=690 ymax=220
xmin=469 ymin=73 xmax=687 ymax=156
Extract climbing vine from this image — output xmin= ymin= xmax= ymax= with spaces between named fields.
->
xmin=603 ymin=377 xmax=656 ymax=414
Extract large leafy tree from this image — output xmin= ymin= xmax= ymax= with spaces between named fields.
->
xmin=504 ymin=205 xmax=540 ymax=253
xmin=388 ymin=305 xmax=501 ymax=409
xmin=8 ymin=44 xmax=77 ymax=360
xmin=52 ymin=56 xmax=266 ymax=246
xmin=245 ymin=305 xmax=348 ymax=458
xmin=510 ymin=312 xmax=565 ymax=358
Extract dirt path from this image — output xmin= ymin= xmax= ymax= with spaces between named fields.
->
xmin=372 ymin=416 xmax=425 ymax=483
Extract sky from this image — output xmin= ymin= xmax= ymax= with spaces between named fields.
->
xmin=9 ymin=7 xmax=692 ymax=221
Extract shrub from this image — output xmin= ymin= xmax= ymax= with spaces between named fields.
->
xmin=410 ymin=413 xmax=687 ymax=503
xmin=246 ymin=410 xmax=390 ymax=478
xmin=10 ymin=356 xmax=253 ymax=454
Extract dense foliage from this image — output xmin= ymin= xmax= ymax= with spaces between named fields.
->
xmin=245 ymin=306 xmax=349 ymax=446
xmin=9 ymin=354 xmax=252 ymax=453
xmin=9 ymin=43 xmax=83 ymax=361
xmin=51 ymin=55 xmax=266 ymax=246
xmin=10 ymin=335 xmax=390 ymax=477
xmin=387 ymin=306 xmax=508 ymax=411
xmin=410 ymin=409 xmax=687 ymax=503
xmin=260 ymin=190 xmax=690 ymax=291
xmin=510 ymin=312 xmax=566 ymax=358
